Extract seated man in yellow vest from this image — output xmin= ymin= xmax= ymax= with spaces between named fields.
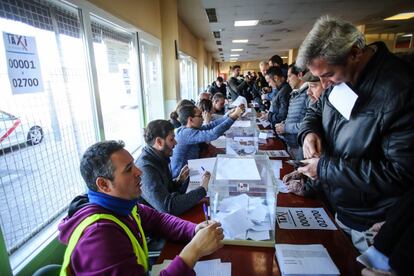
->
xmin=58 ymin=140 xmax=223 ymax=275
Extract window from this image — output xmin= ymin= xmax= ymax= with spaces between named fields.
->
xmin=179 ymin=53 xmax=197 ymax=101
xmin=90 ymin=15 xmax=143 ymax=153
xmin=0 ymin=0 xmax=95 ymax=269
xmin=139 ymin=33 xmax=164 ymax=122
xmin=0 ymin=0 xmax=150 ymax=272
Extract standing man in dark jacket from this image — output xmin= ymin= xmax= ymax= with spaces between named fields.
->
xmin=136 ymin=120 xmax=210 ymax=216
xmin=227 ymin=65 xmax=252 ymax=101
xmin=296 ymin=15 xmax=414 ymax=252
xmin=265 ymin=66 xmax=291 ymax=131
xmin=208 ymin=76 xmax=227 ymax=96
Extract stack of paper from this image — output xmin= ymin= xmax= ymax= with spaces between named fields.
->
xmin=150 ymin=259 xmax=231 ymax=276
xmin=187 ymin=157 xmax=216 ymax=192
xmin=275 ymin=244 xmax=340 ymax=276
xmin=214 ymin=194 xmax=272 ymax=241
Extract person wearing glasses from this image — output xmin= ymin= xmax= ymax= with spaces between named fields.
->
xmin=170 ymin=104 xmax=244 ymax=178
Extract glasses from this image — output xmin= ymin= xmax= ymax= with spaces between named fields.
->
xmin=193 ymin=114 xmax=203 ymax=118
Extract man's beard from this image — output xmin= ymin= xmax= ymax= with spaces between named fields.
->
xmin=161 ymin=143 xmax=172 ymax=157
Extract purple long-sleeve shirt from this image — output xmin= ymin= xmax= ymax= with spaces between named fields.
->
xmin=58 ymin=203 xmax=196 ymax=275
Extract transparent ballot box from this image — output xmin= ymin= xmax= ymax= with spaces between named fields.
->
xmin=226 ymin=121 xmax=258 ymax=156
xmin=242 ymin=107 xmax=257 ymax=120
xmin=208 ymin=155 xmax=278 ymax=247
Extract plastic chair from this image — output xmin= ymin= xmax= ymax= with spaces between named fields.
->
xmin=32 ymin=264 xmax=62 ymax=276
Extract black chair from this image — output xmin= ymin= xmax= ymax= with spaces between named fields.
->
xmin=32 ymin=264 xmax=61 ymax=276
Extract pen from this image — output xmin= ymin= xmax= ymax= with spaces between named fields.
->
xmin=201 ymin=166 xmax=205 ymax=171
xmin=202 ymin=203 xmax=209 ymax=225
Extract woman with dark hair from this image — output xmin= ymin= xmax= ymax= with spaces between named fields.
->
xmin=169 ymin=99 xmax=194 ymax=128
xmin=197 ymin=99 xmax=213 ymax=125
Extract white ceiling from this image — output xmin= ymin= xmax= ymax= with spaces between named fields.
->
xmin=178 ymin=0 xmax=414 ymax=62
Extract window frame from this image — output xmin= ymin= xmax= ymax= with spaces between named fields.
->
xmin=0 ymin=0 xmax=156 ymax=273
xmin=137 ymin=31 xmax=165 ymax=124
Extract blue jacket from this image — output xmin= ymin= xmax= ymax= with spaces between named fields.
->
xmin=268 ymin=82 xmax=292 ymax=126
xmin=281 ymin=84 xmax=309 ymax=148
xmin=171 ymin=116 xmax=235 ymax=177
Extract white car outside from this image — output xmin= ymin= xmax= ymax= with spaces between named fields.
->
xmin=0 ymin=110 xmax=44 ymax=150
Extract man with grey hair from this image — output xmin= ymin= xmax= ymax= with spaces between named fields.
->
xmin=295 ymin=15 xmax=414 ymax=252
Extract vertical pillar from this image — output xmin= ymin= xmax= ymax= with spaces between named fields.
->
xmin=197 ymin=38 xmax=205 ymax=93
xmin=356 ymin=24 xmax=366 ymax=34
xmin=288 ymin=48 xmax=298 ymax=65
xmin=160 ymin=0 xmax=180 ymax=114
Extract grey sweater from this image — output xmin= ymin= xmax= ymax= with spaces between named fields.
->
xmin=136 ymin=145 xmax=206 ymax=216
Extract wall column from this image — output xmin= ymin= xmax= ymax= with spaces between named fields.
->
xmin=160 ymin=0 xmax=180 ymax=115
xmin=288 ymin=48 xmax=298 ymax=65
xmin=356 ymin=24 xmax=366 ymax=34
xmin=197 ymin=38 xmax=205 ymax=93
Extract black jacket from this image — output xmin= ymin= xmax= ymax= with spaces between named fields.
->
xmin=374 ymin=188 xmax=414 ymax=276
xmin=136 ymin=146 xmax=206 ymax=215
xmin=298 ymin=42 xmax=414 ymax=231
xmin=268 ymin=82 xmax=291 ymax=127
xmin=227 ymin=76 xmax=249 ymax=101
xmin=208 ymin=81 xmax=226 ymax=96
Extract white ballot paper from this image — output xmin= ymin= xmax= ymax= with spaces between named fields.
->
xmin=270 ymin=160 xmax=282 ymax=179
xmin=230 ymin=95 xmax=248 ymax=107
xmin=329 ymin=82 xmax=358 ymax=120
xmin=216 ymin=157 xmax=261 ymax=180
xmin=232 ymin=120 xmax=251 ymax=128
xmin=275 ymin=244 xmax=340 ymax=276
xmin=276 ymin=179 xmax=288 ymax=193
xmin=151 ymin=259 xmax=231 ymax=276
xmin=187 ymin=157 xmax=216 ymax=192
xmin=211 ymin=135 xmax=226 ymax=148
xmin=188 ymin=157 xmax=217 ymax=183
xmin=276 ymin=207 xmax=337 ymax=230
xmin=258 ymin=132 xmax=268 ymax=143
xmin=357 ymin=246 xmax=391 ymax=271
xmin=215 ymin=194 xmax=271 ymax=241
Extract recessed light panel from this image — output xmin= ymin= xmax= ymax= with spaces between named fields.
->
xmin=231 ymin=49 xmax=243 ymax=52
xmin=232 ymin=39 xmax=248 ymax=43
xmin=234 ymin=20 xmax=259 ymax=27
xmin=384 ymin=12 xmax=414 ymax=20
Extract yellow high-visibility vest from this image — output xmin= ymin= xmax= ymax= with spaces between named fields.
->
xmin=60 ymin=206 xmax=148 ymax=275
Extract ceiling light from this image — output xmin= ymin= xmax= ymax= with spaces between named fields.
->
xmin=232 ymin=39 xmax=249 ymax=43
xmin=229 ymin=60 xmax=237 ymax=63
xmin=280 ymin=56 xmax=288 ymax=59
xmin=231 ymin=49 xmax=243 ymax=52
xmin=402 ymin=34 xmax=413 ymax=37
xmin=234 ymin=20 xmax=259 ymax=27
xmin=230 ymin=54 xmax=240 ymax=57
xmin=384 ymin=12 xmax=414 ymax=20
